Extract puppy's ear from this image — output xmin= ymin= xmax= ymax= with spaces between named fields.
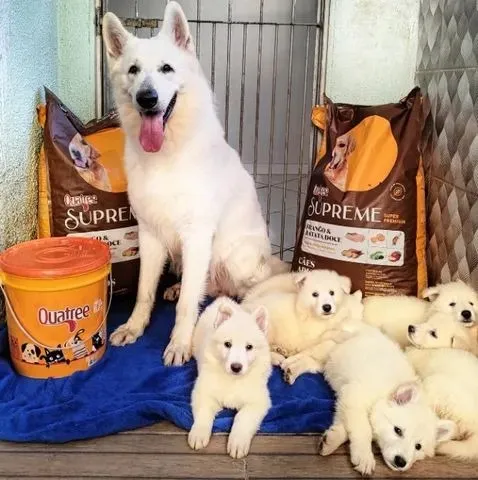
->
xmin=390 ymin=382 xmax=419 ymax=405
xmin=162 ymin=1 xmax=194 ymax=53
xmin=352 ymin=289 xmax=363 ymax=301
xmin=436 ymin=419 xmax=456 ymax=444
xmin=347 ymin=135 xmax=357 ymax=154
xmin=421 ymin=286 xmax=440 ymax=302
xmin=252 ymin=306 xmax=268 ymax=334
xmin=294 ymin=273 xmax=307 ymax=289
xmin=339 ymin=275 xmax=352 ymax=294
xmin=102 ymin=12 xmax=132 ymax=59
xmin=214 ymin=302 xmax=233 ymax=329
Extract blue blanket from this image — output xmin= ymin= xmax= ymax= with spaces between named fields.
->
xmin=0 ymin=295 xmax=335 ymax=443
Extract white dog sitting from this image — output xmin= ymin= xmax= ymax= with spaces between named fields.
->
xmin=188 ymin=297 xmax=271 ymax=459
xmin=320 ymin=325 xmax=455 ymax=475
xmin=363 ymin=280 xmax=478 ymax=347
xmin=407 ymin=346 xmax=478 ymax=460
xmin=242 ymin=270 xmax=363 ymax=382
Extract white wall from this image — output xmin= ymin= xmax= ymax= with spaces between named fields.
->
xmin=325 ymin=0 xmax=419 ymax=104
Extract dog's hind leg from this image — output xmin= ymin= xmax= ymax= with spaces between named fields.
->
xmin=164 ymin=282 xmax=181 ymax=302
xmin=164 ymin=230 xmax=213 ymax=366
xmin=110 ymin=228 xmax=167 ymax=346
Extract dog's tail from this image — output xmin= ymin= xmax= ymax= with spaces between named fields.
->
xmin=437 ymin=434 xmax=478 ymax=460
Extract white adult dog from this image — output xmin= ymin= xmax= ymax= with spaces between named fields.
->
xmin=189 ymin=297 xmax=271 ymax=458
xmin=102 ymin=2 xmax=284 ymax=365
xmin=320 ymin=326 xmax=455 ymax=475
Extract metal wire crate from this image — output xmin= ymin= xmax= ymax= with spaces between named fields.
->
xmin=98 ymin=0 xmax=327 ymax=261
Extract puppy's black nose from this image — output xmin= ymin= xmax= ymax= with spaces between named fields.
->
xmin=231 ymin=363 xmax=242 ymax=374
xmin=394 ymin=455 xmax=407 ymax=469
xmin=462 ymin=310 xmax=472 ymax=321
xmin=408 ymin=325 xmax=415 ymax=334
xmin=136 ymin=89 xmax=158 ymax=110
xmin=322 ymin=304 xmax=332 ymax=313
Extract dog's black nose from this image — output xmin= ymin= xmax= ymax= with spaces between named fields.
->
xmin=393 ymin=455 xmax=407 ymax=469
xmin=322 ymin=304 xmax=332 ymax=313
xmin=231 ymin=363 xmax=243 ymax=374
xmin=408 ymin=325 xmax=415 ymax=334
xmin=136 ymin=89 xmax=158 ymax=110
xmin=462 ymin=310 xmax=472 ymax=321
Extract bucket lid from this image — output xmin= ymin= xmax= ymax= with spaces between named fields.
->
xmin=0 ymin=237 xmax=110 ymax=279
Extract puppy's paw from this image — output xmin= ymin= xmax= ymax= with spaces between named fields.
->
xmin=163 ymin=282 xmax=181 ymax=302
xmin=319 ymin=433 xmax=338 ymax=456
xmin=227 ymin=430 xmax=252 ymax=459
xmin=271 ymin=344 xmax=290 ymax=357
xmin=188 ymin=424 xmax=211 ymax=450
xmin=351 ymin=449 xmax=376 ymax=476
xmin=281 ymin=355 xmax=313 ymax=384
xmin=109 ymin=323 xmax=143 ymax=346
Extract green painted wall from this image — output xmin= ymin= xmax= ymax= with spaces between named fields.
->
xmin=0 ymin=0 xmax=95 ymax=255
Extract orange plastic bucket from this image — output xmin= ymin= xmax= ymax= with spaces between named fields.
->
xmin=0 ymin=237 xmax=111 ymax=379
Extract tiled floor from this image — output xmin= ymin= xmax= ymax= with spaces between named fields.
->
xmin=255 ymin=174 xmax=310 ymax=261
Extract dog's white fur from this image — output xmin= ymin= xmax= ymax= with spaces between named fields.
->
xmin=363 ymin=280 xmax=478 ymax=348
xmin=407 ymin=347 xmax=478 ymax=460
xmin=102 ymin=3 xmax=284 ymax=365
xmin=407 ymin=311 xmax=478 ymax=355
xmin=189 ymin=297 xmax=271 ymax=458
xmin=242 ymin=270 xmax=364 ymax=383
xmin=320 ymin=326 xmax=455 ymax=475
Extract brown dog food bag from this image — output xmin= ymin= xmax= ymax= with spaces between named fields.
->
xmin=37 ymin=88 xmax=139 ymax=294
xmin=292 ymin=87 xmax=427 ymax=296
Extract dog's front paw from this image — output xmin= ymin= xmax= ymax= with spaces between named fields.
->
xmin=351 ymin=449 xmax=376 ymax=476
xmin=188 ymin=424 xmax=211 ymax=450
xmin=109 ymin=323 xmax=143 ymax=346
xmin=163 ymin=324 xmax=193 ymax=366
xmin=227 ymin=430 xmax=252 ymax=459
xmin=163 ymin=282 xmax=181 ymax=302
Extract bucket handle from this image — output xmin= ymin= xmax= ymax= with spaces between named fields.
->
xmin=0 ymin=275 xmax=113 ymax=351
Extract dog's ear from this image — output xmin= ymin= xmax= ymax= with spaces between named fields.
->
xmin=421 ymin=285 xmax=440 ymax=302
xmin=352 ymin=289 xmax=363 ymax=301
xmin=252 ymin=306 xmax=268 ymax=334
xmin=102 ymin=12 xmax=132 ymax=59
xmin=294 ymin=273 xmax=307 ymax=289
xmin=436 ymin=419 xmax=456 ymax=444
xmin=390 ymin=382 xmax=419 ymax=405
xmin=339 ymin=275 xmax=352 ymax=294
xmin=347 ymin=135 xmax=356 ymax=154
xmin=35 ymin=346 xmax=41 ymax=356
xmin=162 ymin=1 xmax=194 ymax=53
xmin=214 ymin=302 xmax=234 ymax=329
xmin=21 ymin=343 xmax=27 ymax=353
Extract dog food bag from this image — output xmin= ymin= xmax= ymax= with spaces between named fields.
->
xmin=38 ymin=88 xmax=139 ymax=294
xmin=292 ymin=87 xmax=427 ymax=296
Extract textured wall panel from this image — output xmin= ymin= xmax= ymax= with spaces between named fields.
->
xmin=417 ymin=0 xmax=478 ymax=287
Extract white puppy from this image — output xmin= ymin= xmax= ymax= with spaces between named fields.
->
xmin=242 ymin=270 xmax=362 ymax=381
xmin=407 ymin=347 xmax=478 ymax=460
xmin=189 ymin=297 xmax=271 ymax=459
xmin=320 ymin=326 xmax=455 ymax=475
xmin=363 ymin=280 xmax=478 ymax=347
xmin=407 ymin=311 xmax=478 ymax=354
xmin=102 ymin=2 xmax=283 ymax=366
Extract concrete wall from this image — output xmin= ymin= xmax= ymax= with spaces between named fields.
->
xmin=0 ymin=0 xmax=95 ymax=255
xmin=325 ymin=0 xmax=420 ymax=104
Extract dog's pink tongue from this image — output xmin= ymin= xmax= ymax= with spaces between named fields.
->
xmin=139 ymin=115 xmax=164 ymax=153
